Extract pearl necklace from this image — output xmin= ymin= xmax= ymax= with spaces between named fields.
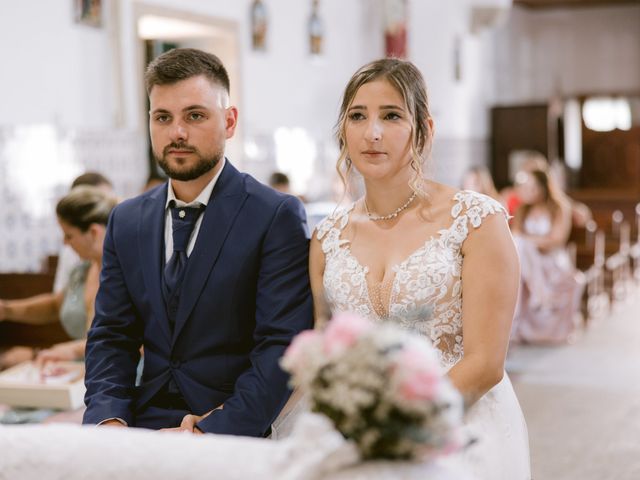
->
xmin=364 ymin=191 xmax=417 ymax=221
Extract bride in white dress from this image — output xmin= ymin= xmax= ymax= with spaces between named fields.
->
xmin=309 ymin=58 xmax=531 ymax=479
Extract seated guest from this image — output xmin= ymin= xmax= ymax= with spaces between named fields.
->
xmin=500 ymin=151 xmax=549 ymax=217
xmin=268 ymin=171 xmax=291 ymax=194
xmin=53 ymin=172 xmax=114 ymax=293
xmin=510 ymin=169 xmax=584 ymax=344
xmin=547 ymin=161 xmax=593 ymax=229
xmin=0 ymin=186 xmax=118 ymax=368
xmin=142 ymin=174 xmax=166 ymax=193
xmin=461 ymin=165 xmax=506 ymax=206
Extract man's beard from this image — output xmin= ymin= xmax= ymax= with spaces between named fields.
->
xmin=155 ymin=142 xmax=223 ymax=181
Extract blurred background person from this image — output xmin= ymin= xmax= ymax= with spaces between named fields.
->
xmin=547 ymin=161 xmax=593 ymax=229
xmin=0 ymin=186 xmax=118 ymax=369
xmin=268 ymin=171 xmax=291 ymax=194
xmin=510 ymin=169 xmax=584 ymax=344
xmin=461 ymin=165 xmax=506 ymax=207
xmin=142 ymin=174 xmax=166 ymax=193
xmin=53 ymin=173 xmax=114 ymax=293
xmin=500 ymin=151 xmax=550 ymax=217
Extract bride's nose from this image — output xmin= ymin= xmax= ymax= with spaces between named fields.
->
xmin=364 ymin=119 xmax=382 ymax=142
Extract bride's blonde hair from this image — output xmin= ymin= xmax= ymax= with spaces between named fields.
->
xmin=334 ymin=58 xmax=434 ymax=199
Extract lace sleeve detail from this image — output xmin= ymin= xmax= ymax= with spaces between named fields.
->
xmin=315 ymin=205 xmax=354 ymax=255
xmin=445 ymin=191 xmax=508 ymax=247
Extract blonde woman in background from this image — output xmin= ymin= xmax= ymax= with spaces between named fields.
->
xmin=0 ymin=186 xmax=118 ymax=368
xmin=510 ymin=169 xmax=585 ymax=344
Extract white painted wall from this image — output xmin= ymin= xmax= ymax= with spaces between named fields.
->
xmin=408 ymin=0 xmax=505 ymax=186
xmin=0 ymin=1 xmax=117 ymax=128
xmin=491 ymin=4 xmax=640 ymax=104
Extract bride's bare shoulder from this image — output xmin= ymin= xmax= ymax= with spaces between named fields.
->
xmin=422 ymin=181 xmax=460 ymax=212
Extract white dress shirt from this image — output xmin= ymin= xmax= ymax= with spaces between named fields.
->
xmin=164 ymin=158 xmax=225 ymax=262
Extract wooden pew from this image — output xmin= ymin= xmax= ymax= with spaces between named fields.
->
xmin=0 ymin=271 xmax=71 ymax=348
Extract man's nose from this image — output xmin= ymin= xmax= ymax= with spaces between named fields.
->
xmin=169 ymin=120 xmax=188 ymax=142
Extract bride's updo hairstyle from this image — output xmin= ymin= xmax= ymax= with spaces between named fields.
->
xmin=335 ymin=58 xmax=433 ymax=198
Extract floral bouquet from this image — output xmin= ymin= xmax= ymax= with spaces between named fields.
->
xmin=280 ymin=312 xmax=463 ymax=461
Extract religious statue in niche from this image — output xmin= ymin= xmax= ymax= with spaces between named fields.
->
xmin=251 ymin=0 xmax=268 ymax=51
xmin=383 ymin=0 xmax=407 ymax=58
xmin=75 ymin=0 xmax=102 ymax=27
xmin=309 ymin=0 xmax=324 ymax=56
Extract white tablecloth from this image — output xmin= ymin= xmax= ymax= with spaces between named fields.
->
xmin=0 ymin=413 xmax=473 ymax=480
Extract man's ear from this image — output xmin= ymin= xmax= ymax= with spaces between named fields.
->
xmin=225 ymin=106 xmax=239 ymax=139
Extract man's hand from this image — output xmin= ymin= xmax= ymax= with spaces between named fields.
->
xmin=179 ymin=412 xmax=210 ymax=435
xmin=160 ymin=406 xmax=221 ymax=434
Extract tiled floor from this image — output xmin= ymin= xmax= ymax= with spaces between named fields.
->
xmin=507 ymin=294 xmax=640 ymax=480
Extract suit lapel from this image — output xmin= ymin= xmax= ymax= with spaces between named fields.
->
xmin=139 ymin=185 xmax=172 ymax=345
xmin=173 ymin=162 xmax=247 ymax=341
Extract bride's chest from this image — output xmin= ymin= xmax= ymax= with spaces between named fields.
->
xmin=341 ymin=221 xmax=452 ymax=285
xmin=325 ymin=239 xmax=463 ymax=302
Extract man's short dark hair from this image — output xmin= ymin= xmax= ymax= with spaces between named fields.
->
xmin=144 ymin=48 xmax=230 ymax=94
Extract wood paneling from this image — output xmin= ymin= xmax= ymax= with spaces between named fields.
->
xmin=490 ymin=105 xmax=549 ymax=189
xmin=580 ymin=126 xmax=640 ymax=194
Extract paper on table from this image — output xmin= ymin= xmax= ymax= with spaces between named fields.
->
xmin=0 ymin=361 xmax=86 ymax=409
xmin=0 ymin=363 xmax=82 ymax=385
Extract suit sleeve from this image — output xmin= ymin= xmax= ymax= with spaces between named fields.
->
xmin=197 ymin=195 xmax=314 ymax=435
xmin=82 ymin=206 xmax=143 ymax=426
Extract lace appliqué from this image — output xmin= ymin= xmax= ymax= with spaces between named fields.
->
xmin=318 ymin=191 xmax=507 ymax=368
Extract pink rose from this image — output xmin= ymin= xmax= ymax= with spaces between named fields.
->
xmin=394 ymin=346 xmax=442 ymax=401
xmin=398 ymin=370 xmax=440 ymax=401
xmin=323 ymin=311 xmax=372 ymax=357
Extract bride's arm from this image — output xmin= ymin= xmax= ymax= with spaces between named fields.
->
xmin=447 ymin=213 xmax=519 ymax=406
xmin=309 ymin=233 xmax=330 ymax=330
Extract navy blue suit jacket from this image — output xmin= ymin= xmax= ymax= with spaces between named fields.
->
xmin=82 ymin=161 xmax=313 ymax=435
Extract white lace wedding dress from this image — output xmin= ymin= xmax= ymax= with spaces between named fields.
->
xmin=315 ymin=190 xmax=531 ymax=480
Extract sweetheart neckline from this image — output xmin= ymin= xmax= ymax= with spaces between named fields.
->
xmin=335 ymin=204 xmax=456 ymax=317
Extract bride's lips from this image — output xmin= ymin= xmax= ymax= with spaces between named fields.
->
xmin=362 ymin=150 xmax=386 ymax=155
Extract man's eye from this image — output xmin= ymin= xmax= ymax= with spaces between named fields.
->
xmin=188 ymin=112 xmax=204 ymax=121
xmin=155 ymin=115 xmax=170 ymax=123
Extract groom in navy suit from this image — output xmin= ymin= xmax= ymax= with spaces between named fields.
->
xmin=82 ymin=48 xmax=313 ymax=436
